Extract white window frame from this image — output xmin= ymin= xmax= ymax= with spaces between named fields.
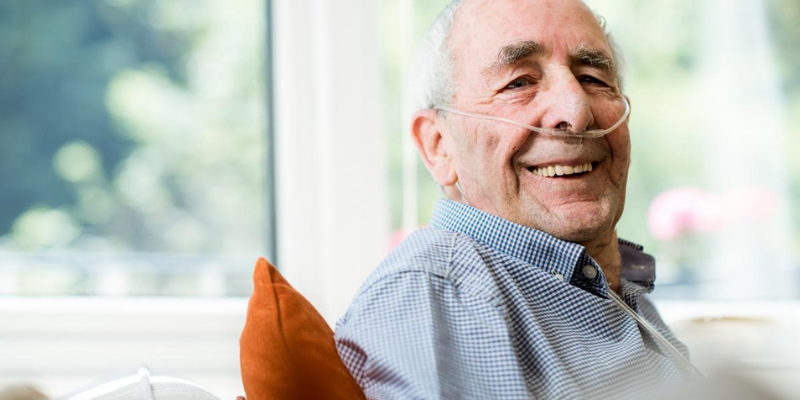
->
xmin=272 ymin=0 xmax=389 ymax=323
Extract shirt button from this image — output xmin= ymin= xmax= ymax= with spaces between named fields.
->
xmin=582 ymin=264 xmax=598 ymax=279
xmin=553 ymin=273 xmax=565 ymax=282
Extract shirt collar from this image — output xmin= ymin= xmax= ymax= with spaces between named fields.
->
xmin=429 ymin=199 xmax=656 ymax=291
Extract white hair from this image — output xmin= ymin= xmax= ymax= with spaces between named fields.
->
xmin=409 ymin=0 xmax=464 ymax=111
xmin=409 ymin=0 xmax=625 ymax=111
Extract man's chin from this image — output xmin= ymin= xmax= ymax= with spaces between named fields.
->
xmin=529 ymin=203 xmax=617 ymax=243
xmin=550 ymin=225 xmax=612 ymax=244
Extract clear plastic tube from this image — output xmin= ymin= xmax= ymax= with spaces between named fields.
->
xmin=434 ymin=96 xmax=630 ymax=139
xmin=607 ymin=289 xmax=704 ymax=379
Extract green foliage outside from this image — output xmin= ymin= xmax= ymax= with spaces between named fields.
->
xmin=0 ymin=0 xmax=266 ymax=254
xmin=0 ymin=0 xmax=266 ymax=295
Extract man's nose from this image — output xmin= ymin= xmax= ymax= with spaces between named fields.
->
xmin=539 ymin=74 xmax=594 ymax=133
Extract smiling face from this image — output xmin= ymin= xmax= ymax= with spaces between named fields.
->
xmin=422 ymin=0 xmax=631 ymax=243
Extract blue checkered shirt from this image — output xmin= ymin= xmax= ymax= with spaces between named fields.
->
xmin=336 ymin=199 xmax=690 ymax=399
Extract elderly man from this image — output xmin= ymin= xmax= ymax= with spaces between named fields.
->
xmin=336 ymin=0 xmax=697 ymax=398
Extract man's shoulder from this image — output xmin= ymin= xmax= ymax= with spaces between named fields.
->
xmin=359 ymin=227 xmax=457 ymax=290
xmin=348 ymin=226 xmax=501 ymax=305
xmin=336 ymin=228 xmax=458 ymax=331
xmin=336 ymin=226 xmax=506 ymax=333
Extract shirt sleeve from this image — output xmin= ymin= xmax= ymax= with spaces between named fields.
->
xmin=335 ymin=270 xmax=445 ymax=400
xmin=335 ymin=267 xmax=521 ymax=400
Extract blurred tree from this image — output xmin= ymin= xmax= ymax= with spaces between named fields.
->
xmin=0 ymin=0 xmax=266 ymax=255
xmin=0 ymin=0 xmax=191 ymax=242
xmin=768 ymin=0 xmax=800 ymax=257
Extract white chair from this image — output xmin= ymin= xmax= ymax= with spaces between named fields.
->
xmin=61 ymin=369 xmax=220 ymax=400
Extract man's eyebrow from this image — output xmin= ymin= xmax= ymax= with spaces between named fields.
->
xmin=483 ymin=40 xmax=546 ymax=74
xmin=570 ymin=43 xmax=617 ymax=77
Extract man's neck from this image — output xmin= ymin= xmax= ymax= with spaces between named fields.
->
xmin=580 ymin=230 xmax=621 ymax=293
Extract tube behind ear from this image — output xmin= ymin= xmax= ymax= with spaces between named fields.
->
xmin=454 ymin=179 xmax=469 ymax=206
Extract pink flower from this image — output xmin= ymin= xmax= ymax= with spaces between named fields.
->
xmin=648 ymin=187 xmax=719 ymax=241
xmin=647 ymin=186 xmax=778 ymax=241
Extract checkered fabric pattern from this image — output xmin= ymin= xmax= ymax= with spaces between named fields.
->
xmin=335 ymin=199 xmax=690 ymax=400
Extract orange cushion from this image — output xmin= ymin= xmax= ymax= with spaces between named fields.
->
xmin=239 ymin=258 xmax=366 ymax=400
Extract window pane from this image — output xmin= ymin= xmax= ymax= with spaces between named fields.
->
xmin=593 ymin=0 xmax=799 ymax=300
xmin=0 ymin=0 xmax=267 ymax=296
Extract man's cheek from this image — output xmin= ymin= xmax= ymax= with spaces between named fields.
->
xmin=610 ymin=136 xmax=631 ymax=182
xmin=609 ymin=159 xmax=628 ymax=186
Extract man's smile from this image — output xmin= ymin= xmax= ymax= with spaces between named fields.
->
xmin=527 ymin=161 xmax=598 ymax=177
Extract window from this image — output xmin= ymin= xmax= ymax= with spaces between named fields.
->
xmin=0 ymin=0 xmax=272 ymax=296
xmin=3 ymin=0 xmax=798 ymax=305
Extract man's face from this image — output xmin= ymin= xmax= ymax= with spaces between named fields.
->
xmin=440 ymin=0 xmax=631 ymax=243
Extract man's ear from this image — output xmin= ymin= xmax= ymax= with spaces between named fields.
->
xmin=411 ymin=109 xmax=458 ymax=186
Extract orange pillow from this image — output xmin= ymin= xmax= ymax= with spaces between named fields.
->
xmin=239 ymin=258 xmax=366 ymax=400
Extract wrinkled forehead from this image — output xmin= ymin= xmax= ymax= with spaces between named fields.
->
xmin=449 ymin=0 xmax=612 ymax=79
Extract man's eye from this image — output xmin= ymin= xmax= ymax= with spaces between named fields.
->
xmin=505 ymin=77 xmax=534 ymax=90
xmin=578 ymin=75 xmax=609 ymax=87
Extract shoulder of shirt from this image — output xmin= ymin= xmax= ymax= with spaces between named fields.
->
xmin=349 ymin=226 xmax=500 ymax=302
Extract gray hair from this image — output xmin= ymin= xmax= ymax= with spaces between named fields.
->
xmin=409 ymin=0 xmax=625 ymax=111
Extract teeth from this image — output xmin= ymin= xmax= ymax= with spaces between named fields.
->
xmin=531 ymin=162 xmax=593 ymax=177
